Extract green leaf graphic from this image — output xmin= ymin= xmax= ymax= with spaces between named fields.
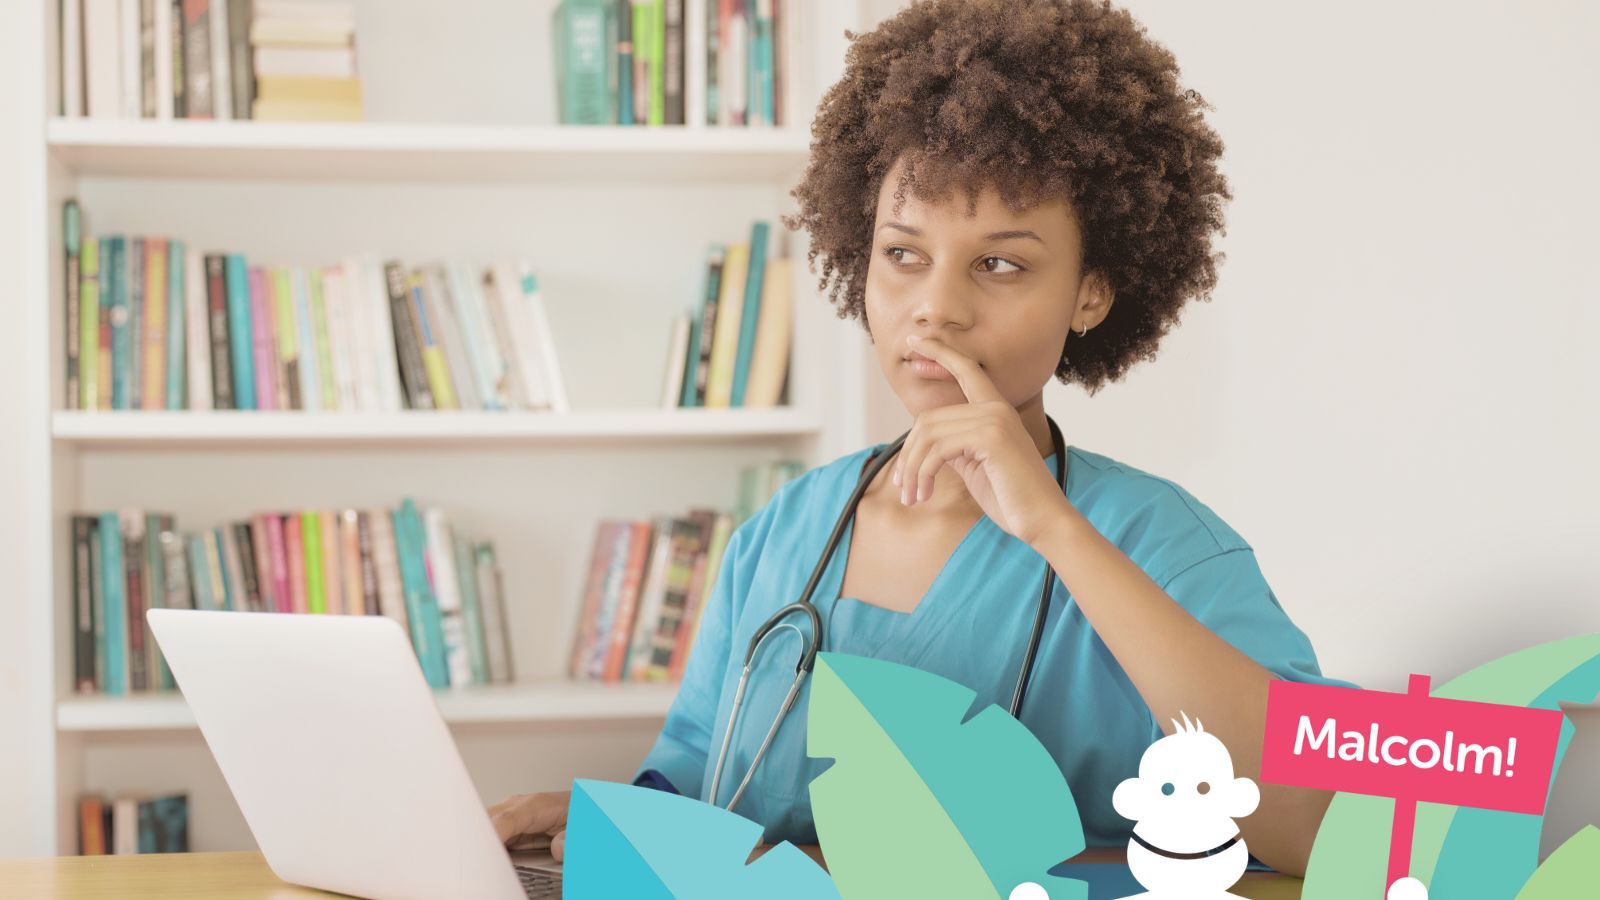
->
xmin=1514 ymin=825 xmax=1600 ymax=899
xmin=807 ymin=652 xmax=1087 ymax=900
xmin=1302 ymin=633 xmax=1600 ymax=899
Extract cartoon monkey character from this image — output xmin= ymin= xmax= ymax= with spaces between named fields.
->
xmin=1112 ymin=713 xmax=1260 ymax=899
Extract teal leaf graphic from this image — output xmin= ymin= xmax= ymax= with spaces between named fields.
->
xmin=807 ymin=652 xmax=1087 ymax=900
xmin=563 ymin=778 xmax=839 ymax=900
xmin=1514 ymin=825 xmax=1600 ymax=899
xmin=1302 ymin=633 xmax=1600 ymax=899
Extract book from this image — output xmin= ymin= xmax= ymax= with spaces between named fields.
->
xmin=743 ymin=253 xmax=791 ymax=407
xmin=226 ymin=252 xmax=255 ymax=409
xmin=204 ymin=253 xmax=234 ymax=408
xmin=704 ymin=240 xmax=747 ymax=406
xmin=165 ymin=239 xmax=187 ymax=409
xmin=128 ymin=237 xmax=144 ymax=409
xmin=184 ymin=246 xmax=212 ymax=410
xmin=64 ymin=200 xmax=82 ymax=409
xmin=142 ymin=238 xmax=168 ymax=409
xmin=553 ymin=0 xmax=618 ymax=125
xmin=453 ymin=529 xmax=489 ymax=685
xmin=77 ymin=227 xmax=100 ymax=411
xmin=730 ymin=219 xmax=769 ymax=405
xmin=98 ymin=512 xmax=127 ymax=695
xmin=475 ymin=543 xmax=514 ymax=683
xmin=72 ymin=515 xmax=99 ymax=693
xmin=393 ymin=499 xmax=448 ymax=688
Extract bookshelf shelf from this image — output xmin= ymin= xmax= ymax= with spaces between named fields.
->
xmin=46 ymin=119 xmax=813 ymax=183
xmin=56 ymin=679 xmax=679 ymax=732
xmin=51 ymin=408 xmax=824 ymax=448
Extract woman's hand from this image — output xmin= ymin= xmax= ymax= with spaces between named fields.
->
xmin=893 ymin=334 xmax=1074 ymax=548
xmin=488 ymin=790 xmax=571 ymax=861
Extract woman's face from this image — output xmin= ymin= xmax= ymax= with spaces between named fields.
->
xmin=863 ymin=159 xmax=1096 ymax=416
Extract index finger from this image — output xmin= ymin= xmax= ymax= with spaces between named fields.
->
xmin=905 ymin=335 xmax=1004 ymax=404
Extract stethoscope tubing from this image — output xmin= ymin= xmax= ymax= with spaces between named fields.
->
xmin=708 ymin=415 xmax=1069 ymax=812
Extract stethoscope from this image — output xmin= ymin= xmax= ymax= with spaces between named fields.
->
xmin=706 ymin=415 xmax=1070 ymax=812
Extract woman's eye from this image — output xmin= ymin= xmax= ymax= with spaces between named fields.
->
xmin=978 ymin=256 xmax=1023 ymax=275
xmin=883 ymin=246 xmax=915 ymax=265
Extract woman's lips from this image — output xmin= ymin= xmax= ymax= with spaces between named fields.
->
xmin=904 ymin=354 xmax=957 ymax=381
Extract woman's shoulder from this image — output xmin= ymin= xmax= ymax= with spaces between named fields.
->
xmin=1065 ymin=445 xmax=1253 ymax=578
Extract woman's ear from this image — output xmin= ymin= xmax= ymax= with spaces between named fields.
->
xmin=1078 ymin=270 xmax=1115 ymax=330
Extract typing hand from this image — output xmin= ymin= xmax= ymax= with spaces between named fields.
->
xmin=489 ymin=790 xmax=571 ymax=861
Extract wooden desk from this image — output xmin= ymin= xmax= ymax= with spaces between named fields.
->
xmin=0 ymin=847 xmax=1304 ymax=898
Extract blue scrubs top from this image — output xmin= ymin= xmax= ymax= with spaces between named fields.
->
xmin=632 ymin=442 xmax=1355 ymax=847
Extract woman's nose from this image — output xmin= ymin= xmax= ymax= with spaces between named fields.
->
xmin=911 ymin=265 xmax=976 ymax=328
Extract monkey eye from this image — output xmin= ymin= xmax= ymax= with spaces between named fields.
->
xmin=1197 ymin=782 xmax=1211 ymax=795
xmin=1160 ymin=782 xmax=1175 ymax=796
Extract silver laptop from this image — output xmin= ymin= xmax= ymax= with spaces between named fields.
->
xmin=147 ymin=608 xmax=562 ymax=900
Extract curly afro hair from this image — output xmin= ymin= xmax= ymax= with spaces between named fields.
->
xmin=780 ymin=0 xmax=1233 ymax=395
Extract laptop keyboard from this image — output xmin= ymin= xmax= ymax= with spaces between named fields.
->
xmin=514 ymin=864 xmax=561 ymax=898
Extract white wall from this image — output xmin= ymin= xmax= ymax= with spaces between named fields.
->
xmin=858 ymin=0 xmax=1600 ymax=693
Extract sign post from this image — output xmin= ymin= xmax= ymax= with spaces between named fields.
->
xmin=1260 ymin=674 xmax=1564 ymax=898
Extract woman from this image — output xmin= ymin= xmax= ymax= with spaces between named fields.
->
xmin=492 ymin=0 xmax=1351 ymax=876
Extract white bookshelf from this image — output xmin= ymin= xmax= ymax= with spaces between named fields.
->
xmin=6 ymin=0 xmax=872 ymax=856
xmin=47 ymin=119 xmax=814 ymax=182
xmin=57 ymin=679 xmax=682 ymax=732
xmin=53 ymin=408 xmax=826 ymax=448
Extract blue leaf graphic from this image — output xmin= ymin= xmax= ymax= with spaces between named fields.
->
xmin=563 ymin=778 xmax=840 ymax=899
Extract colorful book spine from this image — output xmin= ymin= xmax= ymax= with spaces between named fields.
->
xmin=72 ymin=515 xmax=97 ymax=693
xmin=225 ymin=252 xmax=255 ymax=409
xmin=285 ymin=513 xmax=308 ymax=614
xmin=453 ymin=529 xmax=488 ymax=685
xmin=475 ymin=543 xmax=513 ymax=683
xmin=394 ymin=500 xmax=448 ymax=688
xmin=318 ymin=509 xmax=341 ymax=614
xmin=79 ymin=237 xmax=101 ymax=411
xmin=97 ymin=512 xmax=126 ymax=695
xmin=265 ymin=513 xmax=291 ymax=613
xmin=165 ymin=239 xmax=186 ymax=410
xmin=249 ymin=267 xmax=277 ymax=410
xmin=730 ymin=219 xmax=769 ymax=405
xmin=207 ymin=529 xmax=231 ymax=611
xmin=64 ymin=200 xmax=82 ymax=409
xmin=292 ymin=266 xmax=320 ymax=411
xmin=128 ymin=237 xmax=144 ymax=410
xmin=186 ymin=533 xmax=214 ymax=611
xmin=142 ymin=238 xmax=168 ymax=410
xmin=309 ymin=269 xmax=338 ymax=410
xmin=184 ymin=247 xmax=211 ymax=410
xmin=272 ymin=268 xmax=301 ymax=411
xmin=108 ymin=237 xmax=131 ymax=410
xmin=407 ymin=271 xmax=457 ymax=409
xmin=302 ymin=511 xmax=325 ymax=614
xmin=205 ymin=254 xmax=234 ymax=409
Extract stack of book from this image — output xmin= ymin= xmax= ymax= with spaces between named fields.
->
xmin=553 ymin=0 xmax=799 ymax=127
xmin=71 ymin=498 xmax=516 ymax=695
xmin=250 ymin=0 xmax=363 ymax=121
xmin=567 ymin=456 xmax=800 ymax=683
xmin=662 ymin=219 xmax=791 ymax=409
xmin=62 ymin=200 xmax=570 ymax=413
xmin=78 ymin=792 xmax=189 ymax=855
xmin=61 ymin=0 xmax=360 ymax=121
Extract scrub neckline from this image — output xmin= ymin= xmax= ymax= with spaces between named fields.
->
xmin=829 ymin=441 xmax=1068 ymax=620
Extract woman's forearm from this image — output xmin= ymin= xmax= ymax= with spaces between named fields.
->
xmin=1031 ymin=505 xmax=1333 ymax=877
